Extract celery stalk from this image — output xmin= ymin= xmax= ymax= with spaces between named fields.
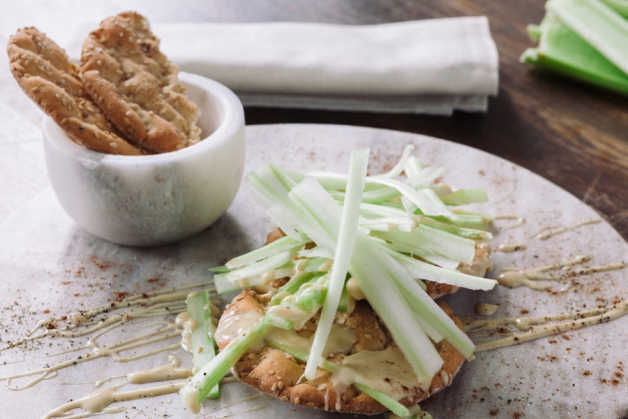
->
xmin=214 ymin=251 xmax=293 ymax=294
xmin=304 ymin=149 xmax=368 ymax=380
xmin=388 ymin=249 xmax=496 ymax=291
xmin=380 ymin=250 xmax=476 ymax=359
xmin=351 ymin=236 xmax=444 ymax=390
xmin=549 ymin=0 xmax=628 ymax=74
xmin=180 ymin=318 xmax=270 ymax=413
xmin=225 ymin=236 xmax=305 ymax=269
xmin=185 ymin=291 xmax=219 ymax=398
xmin=439 ymin=189 xmax=488 ymax=206
xmin=374 ymin=225 xmax=476 ymax=265
xmin=522 ymin=12 xmax=628 ymax=95
xmin=601 ymin=0 xmax=628 ymax=17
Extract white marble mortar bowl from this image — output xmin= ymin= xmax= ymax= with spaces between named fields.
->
xmin=42 ymin=72 xmax=245 ymax=246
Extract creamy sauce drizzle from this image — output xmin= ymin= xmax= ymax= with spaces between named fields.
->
xmin=55 ymin=407 xmax=126 ymax=419
xmin=1 ymin=324 xmax=181 ymax=390
xmin=474 ymin=303 xmax=499 ymax=316
xmin=43 ymin=382 xmax=184 ymax=418
xmin=4 ymin=281 xmax=214 ymax=354
xmin=496 ymin=255 xmax=625 ymax=291
xmin=497 ymin=243 xmax=527 ymax=253
xmin=493 ymin=215 xmax=525 ymax=231
xmin=331 ymin=346 xmax=420 ymax=401
xmin=534 ymin=218 xmax=601 ymax=240
xmin=475 ymin=300 xmax=628 ymax=352
xmin=127 ymin=356 xmax=191 ymax=384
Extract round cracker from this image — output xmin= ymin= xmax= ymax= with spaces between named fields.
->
xmin=217 ymin=291 xmax=466 ymax=415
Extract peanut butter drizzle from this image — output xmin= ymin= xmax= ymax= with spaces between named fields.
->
xmin=43 ymin=382 xmax=185 ymax=418
xmin=496 ymin=255 xmax=625 ymax=291
xmin=3 ymin=281 xmax=214 ymax=354
xmin=475 ymin=300 xmax=628 ymax=352
xmin=493 ymin=215 xmax=525 ymax=231
xmin=496 ymin=243 xmax=527 ymax=253
xmin=534 ymin=218 xmax=601 ymax=240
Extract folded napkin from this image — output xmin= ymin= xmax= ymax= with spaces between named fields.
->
xmin=70 ymin=17 xmax=499 ymax=114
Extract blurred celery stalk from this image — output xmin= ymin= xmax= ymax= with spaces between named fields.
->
xmin=521 ymin=0 xmax=628 ymax=95
xmin=601 ymin=0 xmax=628 ymax=17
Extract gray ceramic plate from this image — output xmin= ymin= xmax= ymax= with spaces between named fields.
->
xmin=0 ymin=124 xmax=626 ymax=418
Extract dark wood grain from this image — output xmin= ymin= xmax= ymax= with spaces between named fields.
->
xmin=219 ymin=0 xmax=628 ymax=240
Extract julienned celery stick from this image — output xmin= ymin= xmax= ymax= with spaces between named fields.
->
xmin=440 ymin=189 xmax=488 ymax=206
xmin=183 ymin=291 xmax=219 ymax=398
xmin=180 ymin=318 xmax=270 ymax=412
xmin=388 ymin=249 xmax=496 ymax=291
xmin=214 ymin=251 xmax=293 ymax=294
xmin=521 ymin=9 xmax=628 ymax=95
xmin=549 ymin=0 xmax=628 ymax=74
xmin=387 ymin=405 xmax=433 ymax=419
xmin=601 ymin=0 xmax=628 ymax=17
xmin=225 ymin=236 xmax=305 ymax=269
xmin=304 ymin=149 xmax=368 ymax=380
xmin=374 ymin=224 xmax=476 ymax=265
xmin=351 ymin=236 xmax=443 ymax=389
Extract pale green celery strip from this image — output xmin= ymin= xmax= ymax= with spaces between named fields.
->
xmin=264 ymin=336 xmax=410 ymax=417
xmin=352 ymin=235 xmax=443 ymax=390
xmin=298 ymin=246 xmax=334 ymax=259
xmin=388 ymin=249 xmax=496 ymax=291
xmin=403 ymin=156 xmax=423 ymax=185
xmin=332 ymin=187 xmax=401 ymax=203
xmin=360 ymin=202 xmax=408 ymax=218
xmin=304 ymin=149 xmax=368 ymax=380
xmin=439 ymin=189 xmax=488 ymax=206
xmin=248 ymin=169 xmax=335 ymax=250
xmin=180 ymin=318 xmax=270 ymax=413
xmin=214 ymin=251 xmax=293 ymax=294
xmin=416 ymin=315 xmax=444 ymax=343
xmin=375 ymin=225 xmax=476 ymax=265
xmin=265 ymin=312 xmax=293 ymax=329
xmin=270 ymin=270 xmax=324 ymax=305
xmin=361 ymin=217 xmax=416 ymax=233
xmin=247 ymin=170 xmax=301 ymax=238
xmin=185 ymin=291 xmax=219 ymax=398
xmin=225 ymin=236 xmax=304 ymax=269
xmin=426 ymin=212 xmax=489 ymax=229
xmin=418 ymin=216 xmax=492 ymax=240
xmin=527 ymin=24 xmax=543 ymax=42
xmin=549 ymin=0 xmax=628 ymax=74
xmin=383 ymin=253 xmax=476 ymax=359
xmin=600 ymin=0 xmax=628 ymax=17
xmin=368 ymin=178 xmax=451 ymax=216
xmin=387 ymin=405 xmax=433 ymax=419
xmin=373 ymin=145 xmax=415 ymax=178
xmin=522 ymin=12 xmax=628 ymax=95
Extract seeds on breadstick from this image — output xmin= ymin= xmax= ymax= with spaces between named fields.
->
xmin=7 ymin=27 xmax=142 ymax=155
xmin=80 ymin=11 xmax=201 ymax=153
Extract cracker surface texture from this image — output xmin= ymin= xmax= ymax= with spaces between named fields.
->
xmin=8 ymin=27 xmax=141 ymax=155
xmin=81 ymin=11 xmax=201 ymax=153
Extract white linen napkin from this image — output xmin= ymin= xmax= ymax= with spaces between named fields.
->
xmin=69 ymin=17 xmax=498 ymax=114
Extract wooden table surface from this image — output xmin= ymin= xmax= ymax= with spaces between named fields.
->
xmin=3 ymin=0 xmax=627 ymax=239
xmin=240 ymin=0 xmax=628 ymax=240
